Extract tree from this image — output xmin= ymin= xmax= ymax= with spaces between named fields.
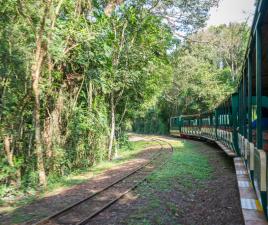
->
xmin=0 ymin=0 xmax=219 ymax=195
xmin=133 ymin=23 xmax=249 ymax=133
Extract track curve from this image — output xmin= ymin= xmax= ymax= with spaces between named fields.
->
xmin=34 ymin=139 xmax=173 ymax=225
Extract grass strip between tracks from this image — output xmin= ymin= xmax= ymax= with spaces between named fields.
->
xmin=124 ymin=140 xmax=213 ymax=225
xmin=34 ymin=141 xmax=168 ymax=225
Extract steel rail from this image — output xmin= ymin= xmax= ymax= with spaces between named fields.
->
xmin=34 ymin=139 xmax=170 ymax=225
xmin=78 ymin=138 xmax=173 ymax=225
xmin=34 ymin=138 xmax=172 ymax=225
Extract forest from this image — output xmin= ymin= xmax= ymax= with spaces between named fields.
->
xmin=0 ymin=0 xmax=248 ymax=198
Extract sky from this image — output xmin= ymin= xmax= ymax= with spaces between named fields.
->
xmin=207 ymin=0 xmax=256 ymax=27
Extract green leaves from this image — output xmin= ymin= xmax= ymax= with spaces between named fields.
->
xmin=163 ymin=23 xmax=249 ymax=115
xmin=0 ymin=0 xmax=220 ymax=196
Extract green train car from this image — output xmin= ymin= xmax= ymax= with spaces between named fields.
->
xmin=170 ymin=0 xmax=268 ymax=218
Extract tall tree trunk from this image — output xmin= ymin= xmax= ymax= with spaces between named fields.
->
xmin=113 ymin=135 xmax=118 ymax=158
xmin=88 ymin=80 xmax=93 ymax=110
xmin=43 ymin=90 xmax=64 ymax=171
xmin=32 ymin=52 xmax=47 ymax=186
xmin=0 ymin=80 xmax=7 ymax=122
xmin=108 ymin=92 xmax=116 ymax=160
xmin=31 ymin=0 xmax=52 ymax=186
xmin=231 ymin=60 xmax=235 ymax=81
xmin=4 ymin=136 xmax=21 ymax=186
xmin=4 ymin=136 xmax=14 ymax=167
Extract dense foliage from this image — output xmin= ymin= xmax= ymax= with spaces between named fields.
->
xmin=134 ymin=23 xmax=249 ymax=134
xmin=0 ymin=0 xmax=219 ymax=196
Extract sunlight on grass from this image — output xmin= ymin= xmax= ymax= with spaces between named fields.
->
xmin=44 ymin=138 xmax=185 ymax=197
xmin=0 ymin=139 xmax=162 ymax=214
xmin=146 ymin=141 xmax=212 ymax=190
xmin=1 ymin=137 xmax=186 ymax=225
xmin=126 ymin=140 xmax=213 ymax=225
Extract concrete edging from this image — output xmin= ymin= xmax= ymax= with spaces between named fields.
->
xmin=233 ymin=157 xmax=268 ymax=225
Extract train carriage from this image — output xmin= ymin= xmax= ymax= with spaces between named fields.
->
xmin=170 ymin=0 xmax=268 ymax=219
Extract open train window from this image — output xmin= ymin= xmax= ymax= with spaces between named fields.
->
xmin=260 ymin=11 xmax=268 ymax=150
xmin=249 ymin=10 xmax=268 ymax=150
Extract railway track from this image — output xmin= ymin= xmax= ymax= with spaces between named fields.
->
xmin=34 ymin=139 xmax=173 ymax=225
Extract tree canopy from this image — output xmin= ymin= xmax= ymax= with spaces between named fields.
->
xmin=2 ymin=0 xmax=246 ymax=198
xmin=133 ymin=22 xmax=249 ymax=133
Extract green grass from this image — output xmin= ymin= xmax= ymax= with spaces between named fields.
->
xmin=2 ymin=138 xmax=213 ymax=225
xmin=121 ymin=140 xmax=158 ymax=152
xmin=10 ymin=211 xmax=48 ymax=224
xmin=0 ymin=140 xmax=158 ymax=216
xmin=150 ymin=143 xmax=211 ymax=188
xmin=125 ymin=140 xmax=213 ymax=225
xmin=43 ymin=140 xmax=158 ymax=192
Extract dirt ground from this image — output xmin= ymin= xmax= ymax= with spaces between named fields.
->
xmin=0 ymin=144 xmax=163 ymax=225
xmin=0 ymin=136 xmax=244 ymax=225
xmin=88 ymin=138 xmax=244 ymax=225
